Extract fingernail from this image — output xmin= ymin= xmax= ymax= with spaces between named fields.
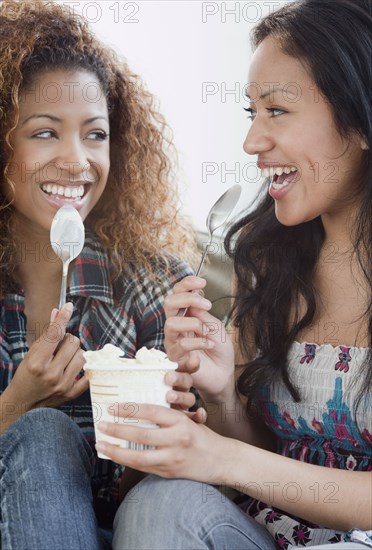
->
xmin=61 ymin=302 xmax=73 ymax=319
xmin=50 ymin=308 xmax=58 ymax=323
xmin=206 ymin=340 xmax=215 ymax=348
xmin=166 ymin=373 xmax=177 ymax=385
xmin=167 ymin=391 xmax=178 ymax=402
xmin=201 ymin=298 xmax=212 ymax=308
xmin=95 ymin=442 xmax=107 ymax=452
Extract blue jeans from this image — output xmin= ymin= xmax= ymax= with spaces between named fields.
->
xmin=0 ymin=408 xmax=102 ymax=550
xmin=112 ymin=477 xmax=365 ymax=550
xmin=112 ymin=475 xmax=277 ymax=549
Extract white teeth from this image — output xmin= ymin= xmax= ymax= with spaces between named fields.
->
xmin=261 ymin=166 xmax=297 ymax=178
xmin=40 ymin=183 xmax=85 ymax=199
xmin=272 ymin=181 xmax=286 ymax=190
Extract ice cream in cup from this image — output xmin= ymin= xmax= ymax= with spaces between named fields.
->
xmin=83 ymin=344 xmax=177 ymax=459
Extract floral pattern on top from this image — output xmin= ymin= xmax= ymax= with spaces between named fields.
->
xmin=299 ymin=343 xmax=317 ymax=364
xmin=239 ymin=342 xmax=372 ymax=549
xmin=335 ymin=346 xmax=352 ymax=372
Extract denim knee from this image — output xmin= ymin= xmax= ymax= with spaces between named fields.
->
xmin=0 ymin=409 xmax=100 ymax=550
xmin=116 ymin=475 xmax=211 ymax=524
xmin=113 ymin=476 xmax=277 ymax=550
xmin=0 ymin=407 xmax=92 ymax=467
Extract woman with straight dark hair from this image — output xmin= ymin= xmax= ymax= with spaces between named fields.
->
xmin=98 ymin=1 xmax=372 ymax=548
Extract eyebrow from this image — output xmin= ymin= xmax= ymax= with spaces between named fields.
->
xmin=245 ymin=87 xmax=296 ymax=101
xmin=21 ymin=114 xmax=109 ymax=126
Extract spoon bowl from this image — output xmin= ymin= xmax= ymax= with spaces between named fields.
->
xmin=196 ymin=184 xmax=241 ymax=277
xmin=178 ymin=184 xmax=241 ymax=316
xmin=50 ymin=205 xmax=85 ymax=309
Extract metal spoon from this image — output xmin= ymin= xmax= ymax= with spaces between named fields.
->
xmin=50 ymin=205 xmax=85 ymax=309
xmin=178 ymin=184 xmax=241 ymax=317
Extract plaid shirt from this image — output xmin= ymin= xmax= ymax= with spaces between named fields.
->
xmin=0 ymin=230 xmax=192 ymax=526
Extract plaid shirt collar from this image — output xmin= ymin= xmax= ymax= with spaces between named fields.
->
xmin=5 ymin=230 xmax=116 ymax=305
xmin=68 ymin=230 xmax=115 ymax=305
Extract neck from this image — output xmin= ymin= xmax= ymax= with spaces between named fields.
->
xmin=14 ymin=221 xmax=62 ymax=293
xmin=320 ymin=203 xmax=359 ymax=253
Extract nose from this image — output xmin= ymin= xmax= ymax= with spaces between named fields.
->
xmin=56 ymin=137 xmax=89 ymax=178
xmin=243 ymin=118 xmax=275 ymax=156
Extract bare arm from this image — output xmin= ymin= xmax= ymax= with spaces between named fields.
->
xmin=202 ymin=378 xmax=276 ymax=450
xmin=164 ymin=275 xmax=275 ymax=450
xmin=98 ymin=404 xmax=372 ymax=532
xmin=221 ymin=436 xmax=371 ymax=531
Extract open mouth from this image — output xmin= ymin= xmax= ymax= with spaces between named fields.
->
xmin=40 ymin=183 xmax=88 ymax=201
xmin=261 ymin=166 xmax=298 ymax=191
xmin=272 ymin=170 xmax=298 ymax=191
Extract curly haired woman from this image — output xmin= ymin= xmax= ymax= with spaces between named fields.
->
xmin=0 ymin=0 xmax=198 ymax=548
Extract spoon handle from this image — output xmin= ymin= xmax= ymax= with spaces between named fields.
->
xmin=58 ymin=261 xmax=70 ymax=310
xmin=177 ymin=240 xmax=212 ymax=317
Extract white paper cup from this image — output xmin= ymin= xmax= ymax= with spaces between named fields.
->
xmin=85 ymin=361 xmax=177 ymax=459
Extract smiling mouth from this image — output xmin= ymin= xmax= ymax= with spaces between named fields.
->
xmin=40 ymin=183 xmax=88 ymax=200
xmin=272 ymin=170 xmax=298 ymax=190
xmin=261 ymin=166 xmax=299 ymax=191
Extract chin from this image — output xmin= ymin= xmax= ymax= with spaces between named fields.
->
xmin=275 ymin=202 xmax=319 ymax=227
xmin=274 ymin=207 xmax=302 ymax=227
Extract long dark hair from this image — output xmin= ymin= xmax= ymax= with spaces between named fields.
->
xmin=225 ymin=0 xmax=372 ymax=411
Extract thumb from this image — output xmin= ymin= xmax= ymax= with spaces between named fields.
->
xmin=32 ymin=302 xmax=74 ymax=359
xmin=187 ymin=407 xmax=208 ymax=424
xmin=50 ymin=308 xmax=59 ymax=323
xmin=47 ymin=302 xmax=74 ymax=343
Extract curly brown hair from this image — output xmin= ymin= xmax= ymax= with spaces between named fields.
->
xmin=0 ymin=0 xmax=197 ymax=294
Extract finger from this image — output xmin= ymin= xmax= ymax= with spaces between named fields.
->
xmin=164 ymin=292 xmax=211 ymax=318
xmin=33 ymin=303 xmax=74 ymax=361
xmin=51 ymin=333 xmax=81 ymax=369
xmin=50 ymin=308 xmax=59 ymax=323
xmin=65 ymin=375 xmax=90 ymax=401
xmin=98 ymin=421 xmax=181 ymax=450
xmin=164 ymin=371 xmax=193 ymax=391
xmin=167 ymin=389 xmax=196 ymax=410
xmin=187 ymin=407 xmax=208 ymax=424
xmin=165 ymin=339 xmax=212 ymax=370
xmin=61 ymin=346 xmax=85 ymax=380
xmin=172 ymin=276 xmax=207 ymax=295
xmin=177 ymin=337 xmax=215 ymax=353
xmin=165 ymin=316 xmax=207 ymax=340
xmin=94 ymin=442 xmax=171 ymax=473
xmin=108 ymin=402 xmax=182 ymax=427
xmin=186 ymin=309 xmax=227 ymax=344
xmin=187 ymin=351 xmax=201 ymax=372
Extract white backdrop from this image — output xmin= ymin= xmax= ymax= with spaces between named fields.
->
xmin=57 ymin=1 xmax=289 ymax=229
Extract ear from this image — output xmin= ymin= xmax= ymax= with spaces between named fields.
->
xmin=360 ymin=137 xmax=369 ymax=150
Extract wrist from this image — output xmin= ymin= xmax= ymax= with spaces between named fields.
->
xmin=199 ymin=375 xmax=236 ymax=405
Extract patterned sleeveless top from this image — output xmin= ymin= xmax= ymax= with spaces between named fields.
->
xmin=240 ymin=342 xmax=372 ymax=548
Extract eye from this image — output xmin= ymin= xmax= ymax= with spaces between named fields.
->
xmin=243 ymin=107 xmax=256 ymax=121
xmin=267 ymin=108 xmax=286 ymax=117
xmin=32 ymin=130 xmax=56 ymax=139
xmin=86 ymin=131 xmax=109 ymax=141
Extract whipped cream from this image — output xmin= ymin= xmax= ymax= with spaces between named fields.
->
xmin=83 ymin=344 xmax=175 ymax=370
